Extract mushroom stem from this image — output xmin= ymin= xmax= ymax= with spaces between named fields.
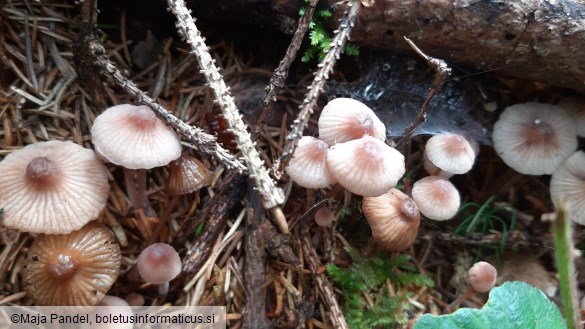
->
xmin=158 ymin=281 xmax=170 ymax=297
xmin=123 ymin=168 xmax=155 ymax=216
xmin=446 ymin=286 xmax=474 ymax=312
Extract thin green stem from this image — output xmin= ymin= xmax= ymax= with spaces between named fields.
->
xmin=552 ymin=205 xmax=580 ymax=329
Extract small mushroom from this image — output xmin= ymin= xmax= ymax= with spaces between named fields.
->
xmin=411 ymin=176 xmax=460 ymax=221
xmin=136 ymin=243 xmax=181 ymax=296
xmin=362 ymin=188 xmax=420 ymax=251
xmin=286 ymin=136 xmax=336 ymax=189
xmin=492 ymin=102 xmax=577 ymax=175
xmin=550 ymin=151 xmax=585 ymax=225
xmin=448 ymin=261 xmax=497 ymax=311
xmin=318 ymin=98 xmax=386 ymax=145
xmin=22 ymin=222 xmax=121 ymax=305
xmin=0 ymin=140 xmax=109 ymax=234
xmin=326 ymin=135 xmax=405 ymax=197
xmin=424 ymin=133 xmax=476 ymax=175
xmin=166 ymin=154 xmax=213 ymax=196
xmin=314 ymin=205 xmax=335 ymax=227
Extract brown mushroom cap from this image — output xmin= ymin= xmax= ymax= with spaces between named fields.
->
xmin=492 ymin=102 xmax=577 ymax=175
xmin=166 ymin=155 xmax=213 ymax=195
xmin=136 ymin=243 xmax=181 ymax=284
xmin=362 ymin=188 xmax=420 ymax=251
xmin=0 ymin=141 xmax=110 ymax=234
xmin=22 ymin=222 xmax=121 ymax=305
xmin=91 ymin=104 xmax=182 ymax=169
xmin=468 ymin=261 xmax=497 ymax=293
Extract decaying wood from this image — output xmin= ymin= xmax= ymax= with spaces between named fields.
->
xmin=200 ymin=0 xmax=585 ymax=92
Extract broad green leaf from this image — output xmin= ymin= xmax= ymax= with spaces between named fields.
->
xmin=414 ymin=281 xmax=566 ymax=329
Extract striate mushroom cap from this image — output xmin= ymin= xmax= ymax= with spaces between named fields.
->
xmin=286 ymin=136 xmax=336 ymax=188
xmin=425 ymin=133 xmax=476 ymax=175
xmin=492 ymin=102 xmax=577 ymax=175
xmin=326 ymin=135 xmax=405 ymax=197
xmin=412 ymin=176 xmax=460 ymax=221
xmin=550 ymin=151 xmax=585 ymax=225
xmin=318 ymin=98 xmax=386 ymax=145
xmin=468 ymin=261 xmax=497 ymax=293
xmin=557 ymin=97 xmax=585 ymax=137
xmin=362 ymin=188 xmax=420 ymax=252
xmin=166 ymin=155 xmax=213 ymax=195
xmin=22 ymin=222 xmax=121 ymax=305
xmin=0 ymin=140 xmax=110 ymax=234
xmin=136 ymin=243 xmax=181 ymax=284
xmin=91 ymin=104 xmax=182 ymax=170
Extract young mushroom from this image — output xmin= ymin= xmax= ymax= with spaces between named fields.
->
xmin=492 ymin=102 xmax=577 ymax=175
xmin=448 ymin=261 xmax=497 ymax=311
xmin=166 ymin=154 xmax=213 ymax=196
xmin=424 ymin=133 xmax=477 ymax=175
xmin=0 ymin=140 xmax=109 ymax=234
xmin=136 ymin=243 xmax=182 ymax=296
xmin=327 ymin=135 xmax=405 ymax=197
xmin=362 ymin=188 xmax=420 ymax=252
xmin=550 ymin=151 xmax=585 ymax=225
xmin=22 ymin=222 xmax=121 ymax=305
xmin=412 ymin=176 xmax=460 ymax=221
xmin=286 ymin=136 xmax=336 ymax=189
xmin=318 ymin=98 xmax=386 ymax=145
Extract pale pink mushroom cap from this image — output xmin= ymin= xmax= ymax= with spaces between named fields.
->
xmin=422 ymin=151 xmax=454 ymax=179
xmin=550 ymin=151 xmax=585 ymax=225
xmin=91 ymin=104 xmax=182 ymax=169
xmin=286 ymin=136 xmax=336 ymax=188
xmin=468 ymin=261 xmax=497 ymax=293
xmin=412 ymin=176 xmax=460 ymax=221
xmin=318 ymin=98 xmax=386 ymax=145
xmin=315 ymin=206 xmax=334 ymax=227
xmin=557 ymin=97 xmax=585 ymax=137
xmin=326 ymin=135 xmax=405 ymax=197
xmin=492 ymin=102 xmax=577 ymax=175
xmin=425 ymin=133 xmax=476 ymax=175
xmin=136 ymin=243 xmax=181 ymax=284
xmin=0 ymin=141 xmax=110 ymax=234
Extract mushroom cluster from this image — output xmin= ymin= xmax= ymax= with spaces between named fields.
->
xmin=286 ymin=98 xmax=405 ymax=197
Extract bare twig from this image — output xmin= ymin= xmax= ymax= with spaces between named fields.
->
xmin=396 ymin=37 xmax=451 ymax=147
xmin=167 ymin=0 xmax=286 ymax=215
xmin=250 ymin=0 xmax=319 ymax=141
xmin=272 ymin=0 xmax=362 ymax=178
xmin=301 ymin=233 xmax=349 ymax=329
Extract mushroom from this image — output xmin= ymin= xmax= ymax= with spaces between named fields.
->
xmin=136 ymin=243 xmax=181 ymax=296
xmin=492 ymin=102 xmax=577 ymax=175
xmin=91 ymin=104 xmax=182 ymax=228
xmin=362 ymin=188 xmax=420 ymax=251
xmin=22 ymin=222 xmax=121 ymax=305
xmin=314 ymin=205 xmax=335 ymax=227
xmin=448 ymin=261 xmax=497 ymax=311
xmin=0 ymin=140 xmax=109 ymax=234
xmin=318 ymin=98 xmax=386 ymax=145
xmin=411 ymin=176 xmax=460 ymax=221
xmin=550 ymin=151 xmax=585 ymax=225
xmin=557 ymin=97 xmax=585 ymax=137
xmin=326 ymin=135 xmax=405 ymax=197
xmin=286 ymin=136 xmax=336 ymax=189
xmin=424 ymin=133 xmax=477 ymax=175
xmin=166 ymin=154 xmax=213 ymax=196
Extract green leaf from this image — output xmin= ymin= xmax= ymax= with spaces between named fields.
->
xmin=318 ymin=9 xmax=332 ymax=18
xmin=414 ymin=281 xmax=566 ymax=329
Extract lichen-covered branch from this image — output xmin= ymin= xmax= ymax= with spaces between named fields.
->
xmin=272 ymin=0 xmax=362 ymax=177
xmin=167 ymin=0 xmax=285 ymax=211
xmin=84 ymin=39 xmax=245 ymax=172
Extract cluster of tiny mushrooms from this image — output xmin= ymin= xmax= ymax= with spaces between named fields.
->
xmin=0 ymin=94 xmax=584 ymax=306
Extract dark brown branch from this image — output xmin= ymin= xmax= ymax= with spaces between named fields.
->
xmin=242 ymin=180 xmax=272 ymax=329
xmin=250 ymin=0 xmax=319 ymax=142
xmin=396 ymin=37 xmax=451 ymax=147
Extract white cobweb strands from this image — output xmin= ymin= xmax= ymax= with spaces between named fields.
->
xmin=273 ymin=0 xmax=362 ymax=177
xmin=167 ymin=0 xmax=285 ymax=209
